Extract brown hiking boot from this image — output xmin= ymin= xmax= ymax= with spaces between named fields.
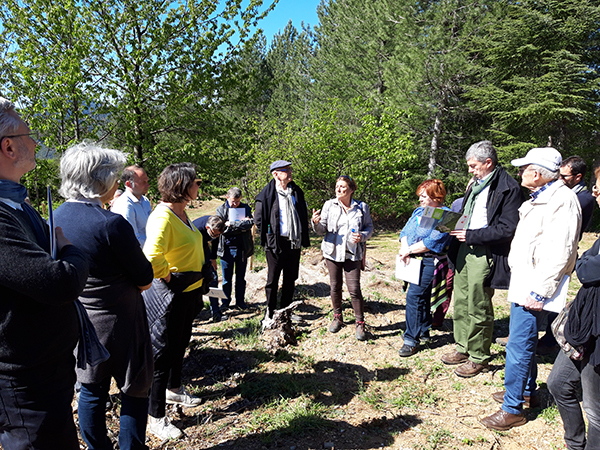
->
xmin=329 ymin=314 xmax=343 ymax=333
xmin=355 ymin=321 xmax=367 ymax=341
xmin=455 ymin=360 xmax=489 ymax=378
xmin=441 ymin=351 xmax=469 ymax=365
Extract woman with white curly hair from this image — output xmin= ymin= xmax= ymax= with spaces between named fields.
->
xmin=54 ymin=142 xmax=154 ymax=450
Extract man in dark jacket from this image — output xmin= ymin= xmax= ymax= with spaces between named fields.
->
xmin=0 ymin=97 xmax=89 ymax=449
xmin=442 ymin=140 xmax=523 ymax=377
xmin=254 ymin=160 xmax=310 ymax=318
xmin=215 ymin=187 xmax=254 ymax=311
xmin=191 ymin=215 xmax=226 ymax=322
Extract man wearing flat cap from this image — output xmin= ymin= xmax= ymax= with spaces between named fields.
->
xmin=255 ymin=160 xmax=310 ymax=318
xmin=481 ymin=147 xmax=581 ymax=431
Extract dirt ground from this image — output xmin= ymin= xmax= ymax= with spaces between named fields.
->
xmin=83 ymin=225 xmax=592 ymax=450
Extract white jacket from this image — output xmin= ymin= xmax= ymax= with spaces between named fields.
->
xmin=508 ymin=180 xmax=581 ymax=299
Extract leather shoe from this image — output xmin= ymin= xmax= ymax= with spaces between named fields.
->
xmin=398 ymin=344 xmax=417 ymax=357
xmin=492 ymin=391 xmax=540 ymax=408
xmin=454 ymin=360 xmax=488 ymax=378
xmin=480 ymin=409 xmax=526 ymax=431
xmin=441 ymin=351 xmax=469 ymax=365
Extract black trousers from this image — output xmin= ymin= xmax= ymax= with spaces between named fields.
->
xmin=265 ymin=238 xmax=301 ymax=317
xmin=149 ymin=288 xmax=200 ymax=418
xmin=0 ymin=357 xmax=79 ymax=450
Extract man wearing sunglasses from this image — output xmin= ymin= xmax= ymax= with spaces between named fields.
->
xmin=255 ymin=160 xmax=310 ymax=319
xmin=0 ymin=97 xmax=89 ymax=449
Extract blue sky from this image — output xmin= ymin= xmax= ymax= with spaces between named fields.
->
xmin=255 ymin=0 xmax=322 ymax=44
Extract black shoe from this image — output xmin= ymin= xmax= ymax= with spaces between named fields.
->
xmin=398 ymin=344 xmax=417 ymax=357
xmin=212 ymin=314 xmax=228 ymax=323
xmin=420 ymin=336 xmax=432 ymax=345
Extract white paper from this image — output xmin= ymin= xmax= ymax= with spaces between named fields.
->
xmin=507 ymin=274 xmax=570 ymax=313
xmin=207 ymin=287 xmax=228 ymax=299
xmin=228 ymin=208 xmax=245 ymax=222
xmin=395 ymin=255 xmax=422 ymax=285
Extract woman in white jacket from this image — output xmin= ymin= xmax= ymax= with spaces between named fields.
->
xmin=312 ymin=176 xmax=374 ymax=340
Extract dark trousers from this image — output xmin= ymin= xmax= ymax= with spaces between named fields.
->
xmin=79 ymin=378 xmax=149 ymax=450
xmin=265 ymin=239 xmax=301 ymax=317
xmin=149 ymin=289 xmax=200 ymax=418
xmin=221 ymin=246 xmax=248 ymax=308
xmin=0 ymin=358 xmax=79 ymax=450
xmin=403 ymin=257 xmax=435 ymax=347
xmin=325 ymin=258 xmax=364 ymax=322
xmin=548 ymin=351 xmax=600 ymax=450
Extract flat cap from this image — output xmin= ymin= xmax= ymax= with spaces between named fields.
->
xmin=270 ymin=160 xmax=292 ymax=172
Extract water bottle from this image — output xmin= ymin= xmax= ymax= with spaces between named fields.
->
xmin=347 ymin=228 xmax=357 ymax=255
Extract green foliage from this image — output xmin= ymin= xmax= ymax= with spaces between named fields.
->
xmin=247 ymin=100 xmax=417 ymax=219
xmin=467 ymin=0 xmax=600 ymax=160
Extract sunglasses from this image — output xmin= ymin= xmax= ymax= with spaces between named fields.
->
xmin=194 ymin=179 xmax=202 ymax=187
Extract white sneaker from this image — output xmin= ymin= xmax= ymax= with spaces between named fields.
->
xmin=147 ymin=415 xmax=183 ymax=440
xmin=165 ymin=387 xmax=202 ymax=407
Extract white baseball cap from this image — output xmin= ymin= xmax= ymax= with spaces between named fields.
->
xmin=511 ymin=147 xmax=562 ymax=172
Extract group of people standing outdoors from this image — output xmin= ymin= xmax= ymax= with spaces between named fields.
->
xmin=0 ymin=93 xmax=598 ymax=450
xmin=397 ymin=140 xmax=599 ymax=448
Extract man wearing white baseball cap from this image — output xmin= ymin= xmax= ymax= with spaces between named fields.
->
xmin=481 ymin=147 xmax=581 ymax=431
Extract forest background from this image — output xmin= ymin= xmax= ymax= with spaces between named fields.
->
xmin=2 ymin=0 xmax=600 ymax=224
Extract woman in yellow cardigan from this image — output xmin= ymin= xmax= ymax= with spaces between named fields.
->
xmin=143 ymin=163 xmax=204 ymax=441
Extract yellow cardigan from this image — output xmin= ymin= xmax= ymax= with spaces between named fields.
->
xmin=143 ymin=204 xmax=205 ymax=292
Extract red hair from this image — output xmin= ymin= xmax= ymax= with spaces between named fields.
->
xmin=417 ymin=179 xmax=446 ymax=204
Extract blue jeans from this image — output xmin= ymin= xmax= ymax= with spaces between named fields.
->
xmin=220 ymin=246 xmax=248 ymax=308
xmin=0 ymin=358 xmax=79 ymax=450
xmin=403 ymin=257 xmax=434 ymax=347
xmin=79 ymin=378 xmax=149 ymax=450
xmin=503 ymin=302 xmax=543 ymax=415
xmin=548 ymin=350 xmax=600 ymax=450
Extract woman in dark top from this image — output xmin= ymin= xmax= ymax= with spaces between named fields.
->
xmin=55 ymin=142 xmax=153 ymax=450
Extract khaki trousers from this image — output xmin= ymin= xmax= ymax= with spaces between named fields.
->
xmin=452 ymin=243 xmax=494 ymax=364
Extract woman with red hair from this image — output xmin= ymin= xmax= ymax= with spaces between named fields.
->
xmin=398 ymin=179 xmax=452 ymax=357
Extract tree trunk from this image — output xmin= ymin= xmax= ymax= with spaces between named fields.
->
xmin=429 ymin=112 xmax=442 ymax=177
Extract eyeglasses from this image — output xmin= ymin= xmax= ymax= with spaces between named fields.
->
xmin=276 ymin=167 xmax=292 ymax=173
xmin=194 ymin=179 xmax=202 ymax=187
xmin=560 ymin=173 xmax=574 ymax=180
xmin=0 ymin=132 xmax=40 ymax=147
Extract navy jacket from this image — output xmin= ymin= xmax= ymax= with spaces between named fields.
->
xmin=449 ymin=166 xmax=524 ymax=289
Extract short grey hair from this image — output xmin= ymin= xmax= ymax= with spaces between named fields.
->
xmin=529 ymin=164 xmax=559 ymax=182
xmin=59 ymin=141 xmax=127 ymax=200
xmin=465 ymin=140 xmax=498 ymax=166
xmin=207 ymin=215 xmax=226 ymax=233
xmin=0 ymin=97 xmax=21 ymax=139
xmin=227 ymin=187 xmax=242 ymax=199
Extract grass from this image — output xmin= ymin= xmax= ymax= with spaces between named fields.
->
xmin=540 ymin=404 xmax=560 ymax=424
xmin=243 ymin=395 xmax=331 ymax=439
xmin=231 ymin=317 xmax=262 ymax=347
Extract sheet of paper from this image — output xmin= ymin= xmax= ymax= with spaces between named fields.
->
xmin=228 ymin=208 xmax=245 ymax=222
xmin=507 ymin=274 xmax=570 ymax=313
xmin=395 ymin=255 xmax=421 ymax=285
xmin=207 ymin=287 xmax=228 ymax=299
